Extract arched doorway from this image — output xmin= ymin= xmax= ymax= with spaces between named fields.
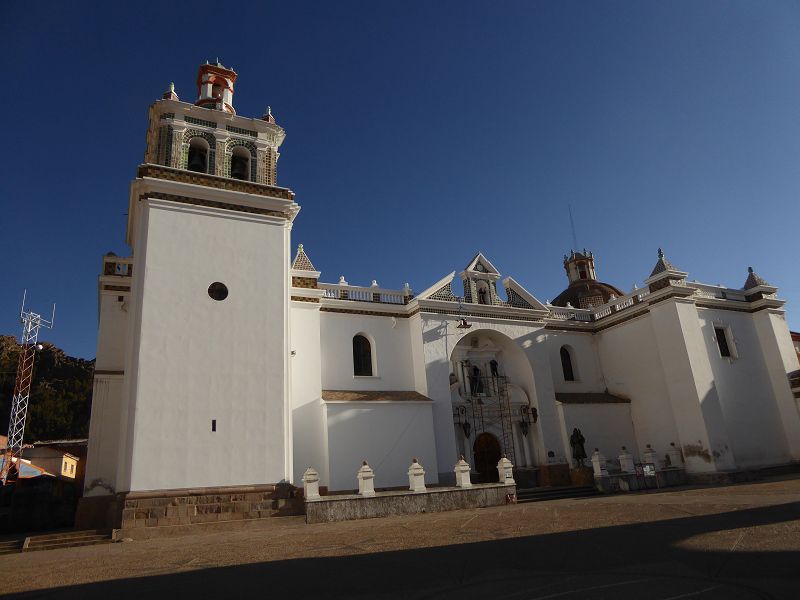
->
xmin=473 ymin=432 xmax=502 ymax=483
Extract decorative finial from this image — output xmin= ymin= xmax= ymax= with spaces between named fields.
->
xmin=268 ymin=105 xmax=272 ymax=116
xmin=658 ymin=248 xmax=664 ymax=259
xmin=168 ymin=82 xmax=175 ymax=92
xmin=362 ymin=460 xmax=368 ymax=466
xmin=748 ymin=266 xmax=754 ymax=273
xmin=298 ymin=243 xmax=304 ymax=251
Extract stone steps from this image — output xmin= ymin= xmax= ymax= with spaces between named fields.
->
xmin=516 ymin=485 xmax=600 ymax=503
xmin=24 ymin=530 xmax=113 ymax=552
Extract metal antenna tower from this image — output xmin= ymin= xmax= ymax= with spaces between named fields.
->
xmin=1 ymin=292 xmax=55 ymax=484
xmin=568 ymin=204 xmax=579 ymax=251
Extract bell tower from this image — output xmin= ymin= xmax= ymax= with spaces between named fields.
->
xmin=563 ymin=249 xmax=597 ymax=283
xmin=84 ymin=61 xmax=299 ymax=499
xmin=195 ymin=60 xmax=237 ymax=114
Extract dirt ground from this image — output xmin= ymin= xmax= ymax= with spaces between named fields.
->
xmin=4 ymin=477 xmax=800 ymax=599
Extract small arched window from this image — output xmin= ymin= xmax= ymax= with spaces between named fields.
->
xmin=353 ymin=334 xmax=373 ymax=376
xmin=230 ymin=146 xmax=251 ymax=181
xmin=187 ymin=137 xmax=210 ymax=173
xmin=560 ymin=346 xmax=575 ymax=382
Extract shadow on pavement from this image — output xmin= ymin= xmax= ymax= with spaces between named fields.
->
xmin=7 ymin=501 xmax=800 ymax=599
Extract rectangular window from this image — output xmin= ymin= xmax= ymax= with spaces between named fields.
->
xmin=212 ymin=419 xmax=217 ymax=432
xmin=715 ymin=327 xmax=731 ymax=358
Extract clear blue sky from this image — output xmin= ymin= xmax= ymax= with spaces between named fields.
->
xmin=2 ymin=1 xmax=799 ymax=358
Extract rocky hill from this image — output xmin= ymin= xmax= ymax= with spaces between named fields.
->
xmin=0 ymin=336 xmax=94 ymax=442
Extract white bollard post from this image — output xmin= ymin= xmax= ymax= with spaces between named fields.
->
xmin=618 ymin=447 xmax=635 ymax=473
xmin=454 ymin=455 xmax=473 ymax=488
xmin=591 ymin=448 xmax=608 ymax=477
xmin=357 ymin=461 xmax=376 ymax=497
xmin=497 ymin=456 xmax=515 ymax=485
xmin=643 ymin=444 xmax=659 ymax=469
xmin=667 ymin=442 xmax=683 ymax=468
xmin=302 ymin=467 xmax=321 ymax=500
xmin=407 ymin=458 xmax=427 ymax=493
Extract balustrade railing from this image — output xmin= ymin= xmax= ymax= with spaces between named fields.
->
xmin=319 ymin=283 xmax=407 ymax=305
xmin=685 ymin=282 xmax=747 ymax=302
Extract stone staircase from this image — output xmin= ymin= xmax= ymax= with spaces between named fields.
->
xmin=516 ymin=485 xmax=600 ymax=504
xmin=23 ymin=529 xmax=113 ymax=552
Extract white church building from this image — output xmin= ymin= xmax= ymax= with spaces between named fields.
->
xmin=83 ymin=62 xmax=800 ymax=507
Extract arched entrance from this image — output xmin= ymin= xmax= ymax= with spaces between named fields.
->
xmin=450 ymin=329 xmax=540 ymax=474
xmin=473 ymin=432 xmax=502 ymax=483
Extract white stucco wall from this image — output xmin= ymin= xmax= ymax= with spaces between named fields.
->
xmin=83 ymin=375 xmax=125 ymax=495
xmin=752 ymin=309 xmax=800 ymax=459
xmin=697 ymin=307 xmax=790 ymax=467
xmin=290 ymin=301 xmax=328 ymax=485
xmin=320 ymin=312 xmax=415 ymax=391
xmin=557 ymin=402 xmax=639 ymax=465
xmin=325 ymin=401 xmax=438 ymax=490
xmin=95 ymin=293 xmax=129 ymax=371
xmin=596 ymin=313 xmax=681 ymax=460
xmin=547 ymin=331 xmax=605 ymax=394
xmin=84 ymin=289 xmax=130 ymax=495
xmin=121 ymin=199 xmax=291 ymax=492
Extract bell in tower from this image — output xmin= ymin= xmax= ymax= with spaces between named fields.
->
xmin=230 ymin=147 xmax=250 ymax=180
xmin=187 ymin=138 xmax=210 ymax=173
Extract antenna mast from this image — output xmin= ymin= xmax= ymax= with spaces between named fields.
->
xmin=1 ymin=292 xmax=55 ymax=484
xmin=568 ymin=204 xmax=578 ymax=251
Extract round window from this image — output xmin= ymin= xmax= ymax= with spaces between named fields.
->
xmin=208 ymin=282 xmax=228 ymax=301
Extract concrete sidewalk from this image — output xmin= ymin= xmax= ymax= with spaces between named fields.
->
xmin=4 ymin=476 xmax=800 ymax=599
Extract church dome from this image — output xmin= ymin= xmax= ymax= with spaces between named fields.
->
xmin=551 ymin=280 xmax=623 ymax=309
xmin=551 ymin=249 xmax=622 ymax=309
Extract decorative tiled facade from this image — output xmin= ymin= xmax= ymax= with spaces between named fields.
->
xmin=137 ymin=164 xmax=295 ymax=200
xmin=505 ymin=288 xmax=535 ymax=309
xmin=226 ymin=124 xmax=258 ymax=137
xmin=184 ymin=115 xmax=218 ymax=129
xmin=430 ymin=282 xmax=457 ymax=302
xmin=292 ymin=276 xmax=319 ymax=289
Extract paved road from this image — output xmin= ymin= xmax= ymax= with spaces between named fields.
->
xmin=4 ymin=477 xmax=800 ymax=599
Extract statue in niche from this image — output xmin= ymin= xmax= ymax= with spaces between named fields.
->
xmin=470 ymin=365 xmax=484 ymax=395
xmin=478 ymin=286 xmax=488 ymax=305
xmin=570 ymin=428 xmax=587 ymax=467
xmin=490 ymin=359 xmax=499 ymax=377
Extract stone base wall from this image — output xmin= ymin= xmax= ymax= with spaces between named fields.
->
xmin=594 ymin=468 xmax=686 ymax=493
xmin=76 ymin=483 xmax=302 ymax=532
xmin=305 ymin=483 xmax=515 ymax=524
